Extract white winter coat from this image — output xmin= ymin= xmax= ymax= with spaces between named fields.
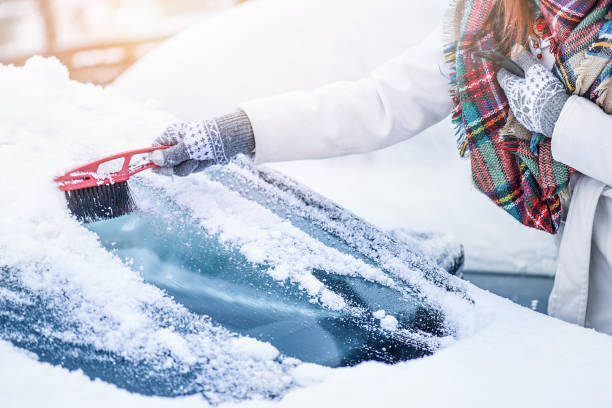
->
xmin=239 ymin=27 xmax=612 ymax=335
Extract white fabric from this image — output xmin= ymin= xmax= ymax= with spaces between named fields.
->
xmin=240 ymin=27 xmax=451 ymax=163
xmin=549 ymin=174 xmax=604 ymax=326
xmin=552 ymin=96 xmax=612 ymax=187
xmin=587 ymin=187 xmax=612 ymax=330
xmin=550 ymin=96 xmax=612 ymax=333
xmin=240 ymin=25 xmax=612 ymax=334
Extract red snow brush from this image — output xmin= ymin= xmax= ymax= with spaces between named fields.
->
xmin=54 ymin=146 xmax=169 ymax=223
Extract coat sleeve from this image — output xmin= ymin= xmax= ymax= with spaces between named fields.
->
xmin=239 ymin=26 xmax=451 ymax=164
xmin=552 ymin=96 xmax=612 ymax=186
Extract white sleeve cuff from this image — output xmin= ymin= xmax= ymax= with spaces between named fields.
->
xmin=552 ymin=95 xmax=612 ymax=186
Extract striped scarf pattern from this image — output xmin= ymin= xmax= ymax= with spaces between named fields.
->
xmin=445 ymin=0 xmax=612 ymax=234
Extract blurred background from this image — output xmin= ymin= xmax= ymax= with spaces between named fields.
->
xmin=0 ymin=0 xmax=246 ymax=84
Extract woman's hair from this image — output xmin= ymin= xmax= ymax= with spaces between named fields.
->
xmin=455 ymin=0 xmax=534 ymax=46
xmin=501 ymin=0 xmax=534 ymax=45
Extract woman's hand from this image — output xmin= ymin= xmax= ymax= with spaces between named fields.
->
xmin=150 ymin=112 xmax=255 ymax=177
xmin=497 ymin=50 xmax=569 ymax=138
xmin=151 ymin=120 xmax=221 ymax=176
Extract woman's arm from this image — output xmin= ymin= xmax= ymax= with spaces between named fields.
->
xmin=240 ymin=26 xmax=451 ymax=164
xmin=151 ymin=27 xmax=451 ymax=174
xmin=552 ymin=96 xmax=612 ymax=186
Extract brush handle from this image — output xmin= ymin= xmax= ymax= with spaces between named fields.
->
xmin=55 ymin=146 xmax=170 ymax=191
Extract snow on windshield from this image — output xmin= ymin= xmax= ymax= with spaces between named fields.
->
xmin=0 ymin=57 xmax=475 ymax=403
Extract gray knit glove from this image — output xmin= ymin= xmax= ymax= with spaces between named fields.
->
xmin=497 ymin=50 xmax=569 ymax=138
xmin=151 ymin=111 xmax=255 ymax=177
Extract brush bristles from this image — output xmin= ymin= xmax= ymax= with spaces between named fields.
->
xmin=65 ymin=181 xmax=136 ymax=223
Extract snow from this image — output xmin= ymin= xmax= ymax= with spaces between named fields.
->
xmin=4 ymin=292 xmax=612 ymax=407
xmin=1 ymin=0 xmax=612 ymax=407
xmin=0 ymin=57 xmax=297 ymax=404
xmin=372 ymin=310 xmax=398 ymax=331
xmin=0 ymin=340 xmax=208 ymax=408
xmin=114 ymin=0 xmax=558 ymax=275
xmin=230 ymin=338 xmax=280 ymax=361
xmin=241 ymin=294 xmax=612 ymax=408
xmin=380 ymin=316 xmax=399 ymax=332
xmin=372 ymin=310 xmax=386 ymax=320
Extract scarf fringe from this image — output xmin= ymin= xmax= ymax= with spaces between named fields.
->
xmin=575 ymin=51 xmax=610 ymax=95
xmin=595 ymin=75 xmax=612 ymax=113
xmin=443 ymin=0 xmax=470 ymax=158
xmin=442 ymin=0 xmax=461 ymax=47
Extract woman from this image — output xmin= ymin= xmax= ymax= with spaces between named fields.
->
xmin=151 ymin=0 xmax=612 ymax=334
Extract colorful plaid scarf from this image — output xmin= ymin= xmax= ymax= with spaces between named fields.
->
xmin=445 ymin=0 xmax=612 ymax=234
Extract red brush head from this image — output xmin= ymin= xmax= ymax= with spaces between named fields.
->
xmin=54 ymin=146 xmax=170 ymax=192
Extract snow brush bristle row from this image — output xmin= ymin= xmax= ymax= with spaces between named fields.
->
xmin=54 ymin=146 xmax=169 ymax=223
xmin=64 ymin=182 xmax=136 ymax=223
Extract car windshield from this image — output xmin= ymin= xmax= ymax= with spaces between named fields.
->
xmin=0 ymin=158 xmax=470 ymax=404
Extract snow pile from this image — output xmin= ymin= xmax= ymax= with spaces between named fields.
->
xmin=243 ymin=290 xmax=612 ymax=408
xmin=0 ymin=57 xmax=296 ymax=404
xmin=0 ymin=340 xmax=208 ymax=408
xmin=115 ymin=0 xmax=558 ymax=275
xmin=230 ymin=338 xmax=280 ymax=361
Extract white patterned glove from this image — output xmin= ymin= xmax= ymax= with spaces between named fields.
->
xmin=151 ymin=111 xmax=255 ymax=177
xmin=497 ymin=50 xmax=569 ymax=138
